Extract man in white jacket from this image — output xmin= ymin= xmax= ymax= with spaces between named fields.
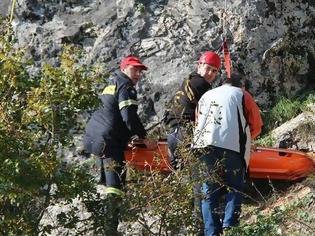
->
xmin=193 ymin=73 xmax=262 ymax=236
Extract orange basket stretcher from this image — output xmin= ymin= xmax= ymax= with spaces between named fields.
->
xmin=125 ymin=140 xmax=315 ymax=181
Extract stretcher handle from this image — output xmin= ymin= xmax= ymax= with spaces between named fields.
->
xmin=131 ymin=139 xmax=147 ymax=148
xmin=128 ymin=137 xmax=158 ymax=149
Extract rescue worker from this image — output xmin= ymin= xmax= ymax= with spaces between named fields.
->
xmin=83 ymin=55 xmax=155 ymax=234
xmin=163 ymin=51 xmax=221 ymax=236
xmin=192 ymin=73 xmax=263 ymax=236
xmin=163 ymin=51 xmax=221 ymax=169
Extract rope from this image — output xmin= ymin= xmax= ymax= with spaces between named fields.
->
xmin=224 ymin=0 xmax=227 ymax=36
xmin=9 ymin=0 xmax=17 ymax=23
xmin=223 ymin=39 xmax=231 ymax=79
xmin=221 ymin=0 xmax=227 ymax=38
xmin=220 ymin=0 xmax=232 ymax=79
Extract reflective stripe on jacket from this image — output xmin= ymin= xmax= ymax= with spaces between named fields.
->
xmin=164 ymin=72 xmax=211 ymax=128
xmin=83 ymin=70 xmax=146 ymax=155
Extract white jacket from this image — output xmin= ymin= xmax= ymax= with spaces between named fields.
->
xmin=193 ymin=84 xmax=251 ymax=166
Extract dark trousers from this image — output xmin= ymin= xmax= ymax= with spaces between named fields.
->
xmin=101 ymin=146 xmax=126 ymax=188
xmin=167 ymin=126 xmax=184 ymax=169
xmin=198 ymin=147 xmax=245 ymax=236
xmin=99 ymin=144 xmax=126 ymax=234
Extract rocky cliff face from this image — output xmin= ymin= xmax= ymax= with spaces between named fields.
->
xmin=2 ymin=2 xmax=314 ymax=234
xmin=2 ymin=0 xmax=315 ymax=128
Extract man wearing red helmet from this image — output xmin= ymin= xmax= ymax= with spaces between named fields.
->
xmin=164 ymin=51 xmax=221 ymax=169
xmin=163 ymin=51 xmax=221 ymax=235
xmin=83 ymin=55 xmax=155 ymax=234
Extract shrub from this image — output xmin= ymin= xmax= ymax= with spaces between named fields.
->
xmin=263 ymin=91 xmax=315 ymax=133
xmin=0 ymin=17 xmax=105 ymax=234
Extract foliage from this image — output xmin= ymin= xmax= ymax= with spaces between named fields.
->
xmin=226 ymin=190 xmax=315 ymax=236
xmin=119 ymin=127 xmax=229 ymax=235
xmin=262 ymin=92 xmax=315 ymax=133
xmin=226 ymin=208 xmax=284 ymax=236
xmin=123 ymin=169 xmax=196 ymax=235
xmin=0 ymin=17 xmax=106 ymax=234
xmin=254 ymin=134 xmax=275 ymax=147
xmin=301 ymin=93 xmax=315 ymax=113
xmin=136 ymin=3 xmax=146 ymax=14
xmin=263 ymin=96 xmax=301 ymax=131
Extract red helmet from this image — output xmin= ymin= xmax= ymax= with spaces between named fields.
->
xmin=198 ymin=51 xmax=221 ymax=69
xmin=120 ymin=55 xmax=148 ymax=70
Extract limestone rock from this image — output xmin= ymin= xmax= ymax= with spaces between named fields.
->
xmin=271 ymin=110 xmax=315 ymax=151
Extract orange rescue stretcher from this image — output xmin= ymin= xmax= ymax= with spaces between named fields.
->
xmin=124 ymin=140 xmax=315 ymax=181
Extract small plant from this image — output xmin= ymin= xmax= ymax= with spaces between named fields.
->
xmin=227 ymin=173 xmax=315 ymax=236
xmin=136 ymin=3 xmax=146 ymax=14
xmin=301 ymin=93 xmax=315 ymax=113
xmin=263 ymin=92 xmax=315 ymax=133
xmin=254 ymin=134 xmax=275 ymax=147
xmin=263 ymin=96 xmax=301 ymax=131
xmin=226 ymin=209 xmax=284 ymax=236
xmin=122 ymin=142 xmax=204 ymax=235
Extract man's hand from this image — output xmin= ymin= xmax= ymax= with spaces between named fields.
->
xmin=251 ymin=144 xmax=258 ymax=152
xmin=143 ymin=139 xmax=157 ymax=150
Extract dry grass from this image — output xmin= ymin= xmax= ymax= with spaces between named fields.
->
xmin=239 ymin=174 xmax=315 ymax=236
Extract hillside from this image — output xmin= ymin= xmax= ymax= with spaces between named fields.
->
xmin=0 ymin=0 xmax=315 ymax=235
xmin=239 ymin=171 xmax=315 ymax=236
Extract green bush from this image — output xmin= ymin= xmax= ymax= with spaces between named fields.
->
xmin=263 ymin=97 xmax=301 ymax=131
xmin=0 ymin=17 xmax=106 ymax=234
xmin=254 ymin=134 xmax=275 ymax=147
xmin=263 ymin=91 xmax=314 ymax=133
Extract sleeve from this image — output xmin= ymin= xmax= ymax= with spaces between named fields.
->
xmin=118 ymin=85 xmax=147 ymax=139
xmin=243 ymin=90 xmax=263 ymax=139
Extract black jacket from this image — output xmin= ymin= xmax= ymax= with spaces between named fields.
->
xmin=83 ymin=70 xmax=146 ymax=155
xmin=164 ymin=72 xmax=212 ymax=128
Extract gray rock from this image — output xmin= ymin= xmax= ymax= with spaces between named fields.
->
xmin=0 ymin=0 xmax=10 ymax=16
xmin=9 ymin=0 xmax=314 ymax=114
xmin=271 ymin=110 xmax=315 ymax=151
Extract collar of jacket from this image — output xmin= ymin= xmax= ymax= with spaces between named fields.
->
xmin=114 ymin=70 xmax=134 ymax=86
xmin=190 ymin=72 xmax=209 ymax=83
xmin=189 ymin=71 xmax=202 ymax=79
